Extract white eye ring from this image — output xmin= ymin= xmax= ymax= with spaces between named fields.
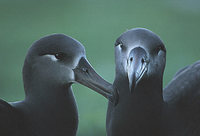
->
xmin=116 ymin=43 xmax=123 ymax=49
xmin=44 ymin=54 xmax=58 ymax=61
xmin=118 ymin=43 xmax=123 ymax=47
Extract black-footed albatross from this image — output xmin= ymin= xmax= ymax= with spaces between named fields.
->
xmin=0 ymin=34 xmax=114 ymax=136
xmin=104 ymin=28 xmax=200 ymax=136
xmin=163 ymin=60 xmax=200 ymax=136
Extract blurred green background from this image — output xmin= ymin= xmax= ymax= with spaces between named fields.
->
xmin=0 ymin=0 xmax=200 ymax=135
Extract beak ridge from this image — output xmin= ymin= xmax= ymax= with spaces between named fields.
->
xmin=127 ymin=47 xmax=148 ymax=92
xmin=73 ymin=57 xmax=118 ymax=105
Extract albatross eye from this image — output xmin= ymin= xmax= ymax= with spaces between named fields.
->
xmin=55 ymin=52 xmax=65 ymax=60
xmin=119 ymin=43 xmax=123 ymax=48
xmin=155 ymin=45 xmax=166 ymax=54
xmin=155 ymin=46 xmax=161 ymax=54
xmin=116 ymin=43 xmax=125 ymax=50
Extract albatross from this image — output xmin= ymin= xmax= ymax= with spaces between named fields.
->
xmin=0 ymin=34 xmax=114 ymax=136
xmin=91 ymin=28 xmax=200 ymax=136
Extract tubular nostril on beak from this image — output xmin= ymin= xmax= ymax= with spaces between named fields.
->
xmin=141 ymin=58 xmax=145 ymax=63
xmin=81 ymin=68 xmax=89 ymax=73
xmin=127 ymin=47 xmax=149 ymax=92
xmin=129 ymin=57 xmax=146 ymax=64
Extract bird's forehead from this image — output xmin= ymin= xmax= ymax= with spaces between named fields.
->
xmin=58 ymin=42 xmax=85 ymax=56
xmin=30 ymin=34 xmax=86 ymax=57
xmin=118 ymin=28 xmax=163 ymax=49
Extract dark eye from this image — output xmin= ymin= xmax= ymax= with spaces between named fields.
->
xmin=119 ymin=43 xmax=123 ymax=48
xmin=115 ymin=39 xmax=126 ymax=50
xmin=155 ymin=45 xmax=166 ymax=54
xmin=155 ymin=46 xmax=161 ymax=54
xmin=116 ymin=43 xmax=125 ymax=50
xmin=55 ymin=52 xmax=65 ymax=60
xmin=115 ymin=39 xmax=124 ymax=48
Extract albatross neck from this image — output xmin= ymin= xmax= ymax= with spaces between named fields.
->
xmin=24 ymin=83 xmax=74 ymax=104
xmin=17 ymin=83 xmax=78 ymax=136
xmin=111 ymin=76 xmax=164 ymax=136
xmin=114 ymin=75 xmax=164 ymax=106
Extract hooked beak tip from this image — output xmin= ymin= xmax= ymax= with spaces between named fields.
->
xmin=127 ymin=47 xmax=149 ymax=93
xmin=73 ymin=57 xmax=117 ymax=103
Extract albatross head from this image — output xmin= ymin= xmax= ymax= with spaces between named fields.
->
xmin=114 ymin=28 xmax=166 ymax=92
xmin=23 ymin=34 xmax=115 ymax=103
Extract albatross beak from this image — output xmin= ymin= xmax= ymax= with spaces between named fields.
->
xmin=127 ymin=47 xmax=149 ymax=92
xmin=73 ymin=57 xmax=118 ymax=105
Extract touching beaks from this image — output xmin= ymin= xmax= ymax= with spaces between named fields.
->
xmin=127 ymin=47 xmax=149 ymax=93
xmin=73 ymin=57 xmax=118 ymax=105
